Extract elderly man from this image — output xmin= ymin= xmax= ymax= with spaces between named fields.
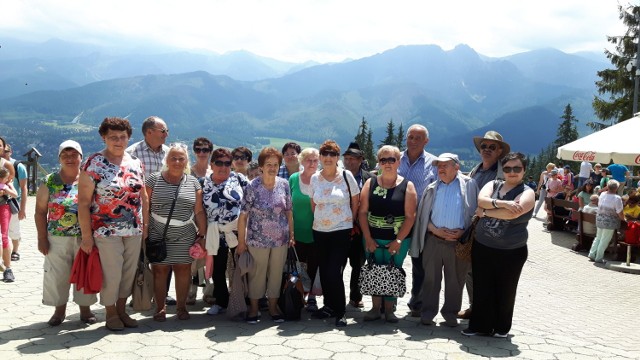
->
xmin=410 ymin=153 xmax=478 ymax=327
xmin=126 ymin=116 xmax=169 ymax=177
xmin=459 ymin=130 xmax=510 ymax=319
xmin=125 ymin=116 xmax=173 ymax=305
xmin=342 ymin=142 xmax=372 ymax=308
xmin=398 ymin=124 xmax=437 ymax=316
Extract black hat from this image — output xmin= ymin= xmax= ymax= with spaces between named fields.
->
xmin=342 ymin=142 xmax=364 ymax=157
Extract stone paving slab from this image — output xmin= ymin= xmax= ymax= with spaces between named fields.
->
xmin=1 ymin=197 xmax=639 ymax=359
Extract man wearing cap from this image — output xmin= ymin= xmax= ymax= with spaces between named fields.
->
xmin=126 ymin=116 xmax=174 ymax=305
xmin=398 ymin=124 xmax=437 ymax=316
xmin=459 ymin=130 xmax=509 ymax=319
xmin=342 ymin=142 xmax=372 ymax=308
xmin=1 ymin=144 xmax=28 ymax=262
xmin=410 ymin=153 xmax=478 ymax=327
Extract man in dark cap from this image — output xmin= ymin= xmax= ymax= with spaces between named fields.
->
xmin=342 ymin=142 xmax=372 ymax=308
xmin=459 ymin=130 xmax=510 ymax=320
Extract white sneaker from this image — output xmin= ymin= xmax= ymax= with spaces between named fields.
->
xmin=206 ymin=304 xmax=226 ymax=315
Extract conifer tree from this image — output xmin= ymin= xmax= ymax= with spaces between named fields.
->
xmin=364 ymin=128 xmax=375 ymax=166
xmin=554 ymin=104 xmax=579 ymax=148
xmin=395 ymin=122 xmax=405 ymax=151
xmin=380 ymin=119 xmax=395 ymax=147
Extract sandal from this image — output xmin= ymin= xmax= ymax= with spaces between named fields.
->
xmin=153 ymin=310 xmax=167 ymax=322
xmin=176 ymin=308 xmax=190 ymax=320
xmin=11 ymin=252 xmax=19 ymax=261
xmin=80 ymin=312 xmax=98 ymax=324
xmin=47 ymin=313 xmax=65 ymax=326
xmin=105 ymin=315 xmax=124 ymax=331
xmin=119 ymin=312 xmax=138 ymax=328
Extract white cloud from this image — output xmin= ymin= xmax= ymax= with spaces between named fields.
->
xmin=0 ymin=0 xmax=628 ymax=62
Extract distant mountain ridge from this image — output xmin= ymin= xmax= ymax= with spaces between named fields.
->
xmin=0 ymin=39 xmax=610 ymax=167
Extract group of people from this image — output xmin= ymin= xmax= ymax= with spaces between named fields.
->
xmin=27 ymin=115 xmax=533 ymax=338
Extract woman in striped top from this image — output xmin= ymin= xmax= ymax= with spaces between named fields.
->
xmin=145 ymin=143 xmax=207 ymax=322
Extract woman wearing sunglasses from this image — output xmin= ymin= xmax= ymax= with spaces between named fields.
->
xmin=358 ymin=145 xmax=416 ymax=323
xmin=201 ymin=148 xmax=249 ymax=315
xmin=191 ymin=137 xmax=214 ymax=186
xmin=309 ymin=140 xmax=360 ymax=327
xmin=462 ymin=152 xmax=535 ymax=338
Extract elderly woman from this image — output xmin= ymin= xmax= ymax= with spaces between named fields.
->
xmin=588 ymin=180 xmax=625 ymax=263
xmin=146 ymin=143 xmax=207 ymax=321
xmin=289 ymin=147 xmax=320 ymax=311
xmin=35 ymin=140 xmax=97 ymax=326
xmin=309 ymin=140 xmax=360 ymax=327
xmin=78 ymin=117 xmax=149 ymax=331
xmin=202 ymin=148 xmax=249 ymax=315
xmin=278 ymin=142 xmax=301 ymax=180
xmin=358 ymin=145 xmax=416 ymax=323
xmin=462 ymin=152 xmax=535 ymax=338
xmin=191 ymin=137 xmax=214 ymax=184
xmin=231 ymin=146 xmax=253 ymax=176
xmin=237 ymin=147 xmax=293 ymax=324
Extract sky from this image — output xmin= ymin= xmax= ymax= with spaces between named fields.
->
xmin=0 ymin=0 xmax=632 ymax=63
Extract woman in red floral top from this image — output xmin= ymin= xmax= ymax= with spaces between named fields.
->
xmin=78 ymin=117 xmax=149 ymax=331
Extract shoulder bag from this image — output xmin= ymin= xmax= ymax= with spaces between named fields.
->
xmin=131 ymin=251 xmax=154 ymax=311
xmin=358 ymin=252 xmax=406 ymax=298
xmin=146 ymin=175 xmax=183 ymax=263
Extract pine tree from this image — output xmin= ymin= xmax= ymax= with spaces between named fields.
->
xmin=364 ymin=128 xmax=375 ymax=166
xmin=380 ymin=119 xmax=395 ymax=147
xmin=554 ymin=104 xmax=579 ymax=148
xmin=395 ymin=122 xmax=405 ymax=151
xmin=592 ymin=5 xmax=640 ymax=130
xmin=354 ymin=117 xmax=368 ymax=150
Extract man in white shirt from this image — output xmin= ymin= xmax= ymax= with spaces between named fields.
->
xmin=578 ymin=161 xmax=593 ymax=189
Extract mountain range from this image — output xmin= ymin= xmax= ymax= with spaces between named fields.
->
xmin=0 ymin=38 xmax=610 ymax=168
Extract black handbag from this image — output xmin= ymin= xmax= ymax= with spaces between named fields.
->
xmin=146 ymin=176 xmax=183 ymax=263
xmin=7 ymin=196 xmax=19 ymax=215
xmin=358 ymin=252 xmax=406 ymax=298
xmin=278 ymin=248 xmax=305 ymax=320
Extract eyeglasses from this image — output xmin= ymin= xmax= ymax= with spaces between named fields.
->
xmin=213 ymin=160 xmax=232 ymax=167
xmin=320 ymin=151 xmax=338 ymax=157
xmin=480 ymin=143 xmax=498 ymax=151
xmin=378 ymin=157 xmax=397 ymax=165
xmin=503 ymin=166 xmax=524 ymax=174
xmin=194 ymin=147 xmax=212 ymax=154
xmin=233 ymin=155 xmax=248 ymax=161
xmin=169 ymin=142 xmax=187 ymax=149
xmin=155 ymin=127 xmax=169 ymax=134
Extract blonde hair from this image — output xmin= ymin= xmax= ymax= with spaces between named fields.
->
xmin=161 ymin=143 xmax=191 ymax=175
xmin=298 ymin=147 xmax=319 ymax=163
xmin=377 ymin=145 xmax=401 ymax=160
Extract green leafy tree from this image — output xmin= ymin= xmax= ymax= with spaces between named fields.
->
xmin=592 ymin=5 xmax=640 ymax=130
xmin=395 ymin=122 xmax=405 ymax=151
xmin=380 ymin=119 xmax=395 ymax=147
xmin=554 ymin=104 xmax=579 ymax=148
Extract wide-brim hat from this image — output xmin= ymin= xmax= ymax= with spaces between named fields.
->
xmin=473 ymin=131 xmax=510 ymax=157
xmin=342 ymin=141 xmax=364 ymax=158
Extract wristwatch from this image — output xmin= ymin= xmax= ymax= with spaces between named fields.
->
xmin=395 ymin=239 xmax=402 ymax=244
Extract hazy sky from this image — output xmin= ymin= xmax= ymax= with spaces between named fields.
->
xmin=0 ymin=0 xmax=630 ymax=63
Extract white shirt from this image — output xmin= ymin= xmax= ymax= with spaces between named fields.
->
xmin=579 ymin=161 xmax=593 ymax=178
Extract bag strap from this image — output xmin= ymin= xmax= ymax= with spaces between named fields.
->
xmin=343 ymin=170 xmax=352 ymax=199
xmin=162 ymin=175 xmax=184 ymax=241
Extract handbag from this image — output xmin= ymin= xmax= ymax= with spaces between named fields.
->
xmin=291 ymin=247 xmax=312 ymax=292
xmin=456 ymin=215 xmax=479 ymax=262
xmin=146 ymin=176 xmax=183 ymax=263
xmin=358 ymin=252 xmax=406 ymax=298
xmin=625 ymin=221 xmax=640 ymax=245
xmin=132 ymin=252 xmax=154 ymax=311
xmin=278 ymin=248 xmax=305 ymax=320
xmin=7 ymin=197 xmax=19 ymax=215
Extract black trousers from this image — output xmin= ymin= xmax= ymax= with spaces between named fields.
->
xmin=314 ymin=229 xmax=351 ymax=318
xmin=295 ymin=241 xmax=319 ymax=293
xmin=468 ymin=241 xmax=528 ymax=334
xmin=408 ymin=253 xmax=424 ymax=310
xmin=343 ymin=231 xmax=364 ymax=302
xmin=212 ymin=246 xmax=235 ymax=308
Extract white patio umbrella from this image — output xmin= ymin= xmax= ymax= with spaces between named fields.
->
xmin=557 ymin=116 xmax=640 ymax=165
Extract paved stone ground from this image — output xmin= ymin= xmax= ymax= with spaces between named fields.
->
xmin=1 ymin=197 xmax=639 ymax=359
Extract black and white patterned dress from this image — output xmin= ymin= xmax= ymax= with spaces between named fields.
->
xmin=146 ymin=172 xmax=201 ymax=265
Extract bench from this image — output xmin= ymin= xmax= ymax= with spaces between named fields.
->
xmin=545 ymin=197 xmax=578 ymax=232
xmin=573 ymin=211 xmax=597 ymax=251
xmin=617 ymin=241 xmax=640 ymax=265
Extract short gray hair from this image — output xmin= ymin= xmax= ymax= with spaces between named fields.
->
xmin=298 ymin=147 xmax=319 ymax=163
xmin=142 ymin=116 xmax=164 ymax=135
xmin=407 ymin=124 xmax=429 ymax=140
xmin=607 ymin=179 xmax=620 ymax=191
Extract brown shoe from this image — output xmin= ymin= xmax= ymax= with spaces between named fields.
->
xmin=47 ymin=313 xmax=65 ymax=326
xmin=119 ymin=313 xmax=138 ymax=328
xmin=80 ymin=312 xmax=98 ymax=325
xmin=106 ymin=315 xmax=124 ymax=331
xmin=385 ymin=312 xmax=399 ymax=323
xmin=153 ymin=310 xmax=167 ymax=322
xmin=457 ymin=308 xmax=472 ymax=319
xmin=177 ymin=308 xmax=190 ymax=320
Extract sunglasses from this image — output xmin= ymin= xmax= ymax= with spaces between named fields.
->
xmin=213 ymin=160 xmax=232 ymax=167
xmin=233 ymin=155 xmax=248 ymax=161
xmin=378 ymin=157 xmax=397 ymax=165
xmin=320 ymin=151 xmax=338 ymax=157
xmin=194 ymin=147 xmax=212 ymax=154
xmin=503 ymin=166 xmax=524 ymax=174
xmin=155 ymin=127 xmax=169 ymax=134
xmin=169 ymin=142 xmax=187 ymax=149
xmin=480 ymin=143 xmax=498 ymax=151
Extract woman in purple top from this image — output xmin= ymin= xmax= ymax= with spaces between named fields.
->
xmin=237 ymin=147 xmax=294 ymax=324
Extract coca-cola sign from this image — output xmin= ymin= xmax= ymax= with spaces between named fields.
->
xmin=572 ymin=151 xmax=596 ymax=161
xmin=635 ymin=154 xmax=640 ymax=164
